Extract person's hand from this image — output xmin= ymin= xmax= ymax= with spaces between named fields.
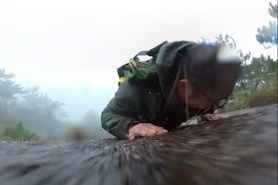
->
xmin=127 ymin=123 xmax=167 ymax=140
xmin=197 ymin=114 xmax=220 ymax=123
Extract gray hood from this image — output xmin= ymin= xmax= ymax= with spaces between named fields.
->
xmin=155 ymin=41 xmax=198 ymax=104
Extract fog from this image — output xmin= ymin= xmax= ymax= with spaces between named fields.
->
xmin=0 ymin=0 xmax=277 ymax=138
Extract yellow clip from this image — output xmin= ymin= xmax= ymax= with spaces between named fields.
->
xmin=119 ymin=77 xmax=126 ymax=84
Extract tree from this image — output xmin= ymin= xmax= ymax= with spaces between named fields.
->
xmin=256 ymin=3 xmax=278 ymax=47
xmin=215 ymin=35 xmax=237 ymax=49
xmin=0 ymin=69 xmax=67 ymax=138
xmin=214 ymin=34 xmax=277 ymax=112
xmin=268 ymin=3 xmax=278 ymax=19
xmin=238 ymin=55 xmax=277 ymax=91
xmin=0 ymin=69 xmax=25 ymax=99
xmin=23 ymin=87 xmax=66 ymax=119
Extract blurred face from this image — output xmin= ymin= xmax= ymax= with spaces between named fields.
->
xmin=177 ymin=79 xmax=235 ymax=110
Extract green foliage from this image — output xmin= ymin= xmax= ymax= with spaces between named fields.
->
xmin=256 ymin=3 xmax=278 ymax=46
xmin=214 ymin=31 xmax=277 ymax=113
xmin=215 ymin=35 xmax=237 ymax=49
xmin=233 ymin=2 xmax=278 ymax=110
xmin=0 ymin=69 xmax=66 ymax=138
xmin=221 ymin=55 xmax=277 ymax=112
xmin=221 ymin=78 xmax=277 ymax=112
xmin=0 ymin=122 xmax=37 ymax=141
xmin=238 ymin=55 xmax=277 ymax=91
xmin=256 ymin=22 xmax=278 ymax=46
xmin=0 ymin=69 xmax=25 ymax=99
xmin=249 ymin=78 xmax=277 ymax=107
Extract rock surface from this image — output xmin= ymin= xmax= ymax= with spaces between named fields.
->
xmin=0 ymin=105 xmax=277 ymax=185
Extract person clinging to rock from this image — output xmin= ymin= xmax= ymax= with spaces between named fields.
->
xmin=101 ymin=41 xmax=242 ymax=140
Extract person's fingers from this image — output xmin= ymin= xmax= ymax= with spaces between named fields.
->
xmin=156 ymin=128 xmax=168 ymax=135
xmin=141 ymin=126 xmax=157 ymax=135
xmin=210 ymin=115 xmax=217 ymax=121
xmin=127 ymin=132 xmax=136 ymax=140
xmin=145 ymin=127 xmax=166 ymax=137
xmin=152 ymin=124 xmax=167 ymax=133
xmin=147 ymin=124 xmax=167 ymax=134
xmin=137 ymin=129 xmax=150 ymax=137
xmin=212 ymin=114 xmax=219 ymax=120
xmin=208 ymin=115 xmax=214 ymax=121
xmin=199 ymin=115 xmax=211 ymax=122
xmin=160 ymin=127 xmax=168 ymax=133
xmin=209 ymin=114 xmax=220 ymax=120
xmin=136 ymin=127 xmax=165 ymax=137
xmin=214 ymin=114 xmax=221 ymax=119
xmin=145 ymin=128 xmax=166 ymax=136
xmin=145 ymin=124 xmax=167 ymax=133
xmin=130 ymin=135 xmax=135 ymax=140
xmin=128 ymin=127 xmax=148 ymax=137
xmin=201 ymin=115 xmax=209 ymax=122
xmin=143 ymin=123 xmax=157 ymax=129
xmin=143 ymin=123 xmax=162 ymax=130
xmin=128 ymin=123 xmax=168 ymax=139
xmin=129 ymin=124 xmax=148 ymax=132
xmin=145 ymin=128 xmax=157 ymax=136
xmin=139 ymin=123 xmax=167 ymax=135
xmin=197 ymin=114 xmax=221 ymax=124
xmin=147 ymin=130 xmax=157 ymax=137
xmin=206 ymin=114 xmax=220 ymax=121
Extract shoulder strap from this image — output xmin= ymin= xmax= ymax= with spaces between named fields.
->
xmin=117 ymin=41 xmax=168 ymax=85
xmin=132 ymin=41 xmax=168 ymax=61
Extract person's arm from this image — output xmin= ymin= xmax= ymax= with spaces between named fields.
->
xmin=101 ymin=96 xmax=141 ymax=139
xmin=101 ymin=82 xmax=167 ymax=139
xmin=101 ymin=98 xmax=167 ymax=139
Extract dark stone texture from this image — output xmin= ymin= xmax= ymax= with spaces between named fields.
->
xmin=0 ymin=105 xmax=277 ymax=185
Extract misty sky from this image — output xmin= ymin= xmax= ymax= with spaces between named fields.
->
xmin=0 ymin=0 xmax=277 ymax=122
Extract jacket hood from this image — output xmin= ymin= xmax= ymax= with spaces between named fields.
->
xmin=155 ymin=41 xmax=198 ymax=105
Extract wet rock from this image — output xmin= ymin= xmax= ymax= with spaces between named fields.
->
xmin=0 ymin=104 xmax=277 ymax=185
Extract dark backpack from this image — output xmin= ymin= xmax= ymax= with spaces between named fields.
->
xmin=117 ymin=41 xmax=168 ymax=86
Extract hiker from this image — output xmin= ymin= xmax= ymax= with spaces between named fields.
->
xmin=101 ymin=41 xmax=242 ymax=140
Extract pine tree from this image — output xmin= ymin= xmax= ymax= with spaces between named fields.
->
xmin=256 ymin=3 xmax=278 ymax=47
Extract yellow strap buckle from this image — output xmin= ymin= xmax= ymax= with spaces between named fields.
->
xmin=119 ymin=77 xmax=126 ymax=84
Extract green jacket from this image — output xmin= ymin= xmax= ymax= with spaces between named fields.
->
xmin=101 ymin=41 xmax=214 ymax=139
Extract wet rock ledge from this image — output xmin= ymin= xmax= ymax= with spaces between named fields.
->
xmin=0 ymin=104 xmax=277 ymax=185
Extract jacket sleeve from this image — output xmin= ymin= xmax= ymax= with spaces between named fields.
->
xmin=101 ymin=82 xmax=144 ymax=139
